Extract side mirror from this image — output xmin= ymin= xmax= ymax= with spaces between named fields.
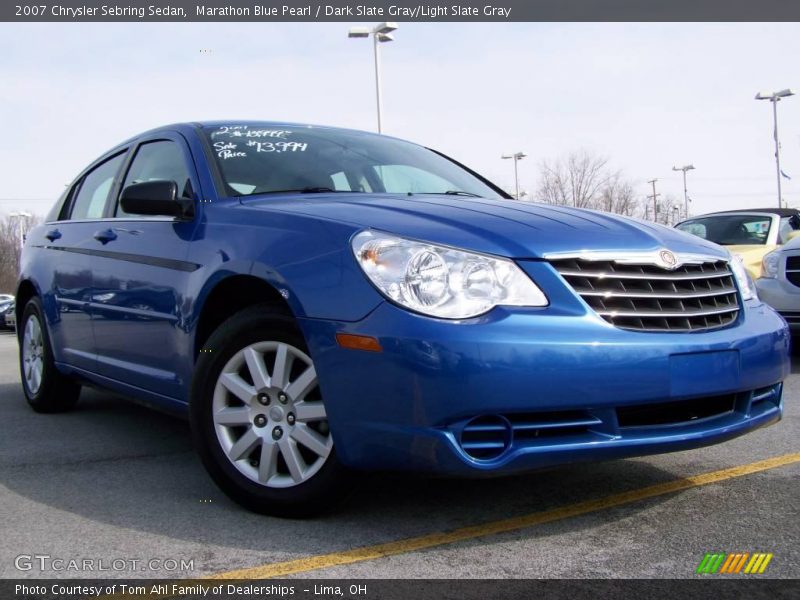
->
xmin=119 ymin=180 xmax=193 ymax=219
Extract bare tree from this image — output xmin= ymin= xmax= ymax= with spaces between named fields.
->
xmin=599 ymin=174 xmax=638 ymax=217
xmin=0 ymin=213 xmax=42 ymax=294
xmin=537 ymin=151 xmax=612 ymax=209
xmin=535 ymin=150 xmax=645 ymax=217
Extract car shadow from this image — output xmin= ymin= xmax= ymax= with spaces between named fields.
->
xmin=0 ymin=375 xmax=710 ymax=563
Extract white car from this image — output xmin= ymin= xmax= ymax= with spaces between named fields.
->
xmin=756 ymin=236 xmax=800 ymax=332
xmin=0 ymin=294 xmax=13 ymax=303
xmin=4 ymin=306 xmax=15 ymax=330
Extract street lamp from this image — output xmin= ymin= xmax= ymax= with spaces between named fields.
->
xmin=501 ymin=152 xmax=526 ymax=200
xmin=755 ymin=88 xmax=795 ymax=208
xmin=348 ymin=22 xmax=398 ymax=134
xmin=9 ymin=211 xmax=32 ymax=250
xmin=672 ymin=164 xmax=695 ymax=218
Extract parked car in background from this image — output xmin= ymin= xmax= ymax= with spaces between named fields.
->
xmin=676 ymin=208 xmax=800 ymax=278
xmin=0 ymin=294 xmax=14 ymax=303
xmin=0 ymin=300 xmax=14 ymax=329
xmin=757 ymin=236 xmax=800 ymax=332
xmin=3 ymin=301 xmax=16 ymax=330
xmin=15 ymin=121 xmax=790 ymax=517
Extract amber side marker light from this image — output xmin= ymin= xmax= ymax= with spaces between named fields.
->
xmin=335 ymin=333 xmax=383 ymax=352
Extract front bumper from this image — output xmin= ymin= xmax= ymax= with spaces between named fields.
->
xmin=299 ymin=295 xmax=789 ymax=476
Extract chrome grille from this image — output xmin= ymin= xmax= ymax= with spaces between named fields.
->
xmin=785 ymin=256 xmax=800 ymax=288
xmin=549 ymin=257 xmax=740 ymax=332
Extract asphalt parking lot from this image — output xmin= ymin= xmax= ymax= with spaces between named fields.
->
xmin=0 ymin=329 xmax=797 ymax=580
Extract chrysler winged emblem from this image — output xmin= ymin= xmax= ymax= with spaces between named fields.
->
xmin=658 ymin=249 xmax=679 ymax=270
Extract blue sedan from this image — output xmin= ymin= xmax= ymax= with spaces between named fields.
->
xmin=16 ymin=122 xmax=789 ymax=516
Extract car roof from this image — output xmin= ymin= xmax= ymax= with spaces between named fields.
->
xmin=678 ymin=209 xmax=798 ymax=224
xmin=128 ymin=120 xmax=407 ymax=144
xmin=713 ymin=208 xmax=799 ymax=217
xmin=100 ymin=120 xmax=418 ymax=164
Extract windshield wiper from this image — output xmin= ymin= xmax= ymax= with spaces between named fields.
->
xmin=250 ymin=187 xmax=362 ymax=195
xmin=444 ymin=190 xmax=481 ymax=197
xmin=413 ymin=190 xmax=483 ymax=198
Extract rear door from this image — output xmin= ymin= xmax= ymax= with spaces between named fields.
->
xmin=46 ymin=151 xmax=128 ymax=372
xmin=89 ymin=134 xmax=201 ymax=399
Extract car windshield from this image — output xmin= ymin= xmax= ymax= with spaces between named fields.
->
xmin=676 ymin=214 xmax=773 ymax=245
xmin=202 ymin=124 xmax=503 ymax=199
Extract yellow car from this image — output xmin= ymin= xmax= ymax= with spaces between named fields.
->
xmin=676 ymin=208 xmax=800 ymax=279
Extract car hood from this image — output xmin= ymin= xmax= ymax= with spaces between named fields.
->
xmin=726 ymin=244 xmax=776 ymax=279
xmin=240 ymin=193 xmax=729 ymax=260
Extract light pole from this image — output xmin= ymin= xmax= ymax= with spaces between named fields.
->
xmin=647 ymin=179 xmax=660 ymax=224
xmin=501 ymin=152 xmax=526 ymax=200
xmin=672 ymin=164 xmax=695 ymax=218
xmin=348 ymin=22 xmax=398 ymax=134
xmin=755 ymin=89 xmax=795 ymax=208
xmin=9 ymin=211 xmax=32 ymax=250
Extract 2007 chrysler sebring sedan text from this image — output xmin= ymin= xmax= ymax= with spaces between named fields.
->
xmin=16 ymin=122 xmax=790 ymax=516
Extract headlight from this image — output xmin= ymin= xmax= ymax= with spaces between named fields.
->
xmin=729 ymin=254 xmax=757 ymax=301
xmin=352 ymin=230 xmax=548 ymax=318
xmin=761 ymin=250 xmax=780 ymax=279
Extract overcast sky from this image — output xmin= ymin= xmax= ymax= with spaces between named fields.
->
xmin=1 ymin=22 xmax=798 ymax=217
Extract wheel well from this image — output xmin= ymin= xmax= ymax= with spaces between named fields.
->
xmin=15 ymin=280 xmax=37 ymax=324
xmin=194 ymin=275 xmax=293 ymax=359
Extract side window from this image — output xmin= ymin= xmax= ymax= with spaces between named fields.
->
xmin=330 ymin=171 xmax=352 ymax=191
xmin=374 ymin=164 xmax=454 ymax=194
xmin=69 ymin=153 xmax=126 ymax=220
xmin=117 ymin=140 xmax=192 ymax=217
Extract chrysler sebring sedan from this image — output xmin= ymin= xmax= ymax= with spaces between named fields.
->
xmin=17 ymin=122 xmax=789 ymax=516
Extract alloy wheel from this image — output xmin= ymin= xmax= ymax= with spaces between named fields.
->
xmin=211 ymin=341 xmax=332 ymax=488
xmin=22 ymin=314 xmax=44 ymax=394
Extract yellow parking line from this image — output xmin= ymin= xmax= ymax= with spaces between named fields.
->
xmin=209 ymin=452 xmax=800 ymax=580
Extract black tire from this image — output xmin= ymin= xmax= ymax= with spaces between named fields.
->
xmin=19 ymin=297 xmax=81 ymax=413
xmin=190 ymin=305 xmax=353 ymax=517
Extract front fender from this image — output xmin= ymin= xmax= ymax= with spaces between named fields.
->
xmin=192 ymin=206 xmax=384 ymax=323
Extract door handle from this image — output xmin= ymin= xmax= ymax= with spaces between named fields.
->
xmin=93 ymin=229 xmax=118 ymax=244
xmin=45 ymin=229 xmax=61 ymax=242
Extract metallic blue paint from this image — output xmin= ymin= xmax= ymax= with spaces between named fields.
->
xmin=298 ymin=298 xmax=787 ymax=473
xmin=18 ymin=121 xmax=790 ymax=475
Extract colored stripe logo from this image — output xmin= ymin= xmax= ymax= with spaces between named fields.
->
xmin=696 ymin=552 xmax=773 ymax=574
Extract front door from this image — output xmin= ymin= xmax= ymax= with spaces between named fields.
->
xmin=89 ymin=135 xmax=201 ymax=400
